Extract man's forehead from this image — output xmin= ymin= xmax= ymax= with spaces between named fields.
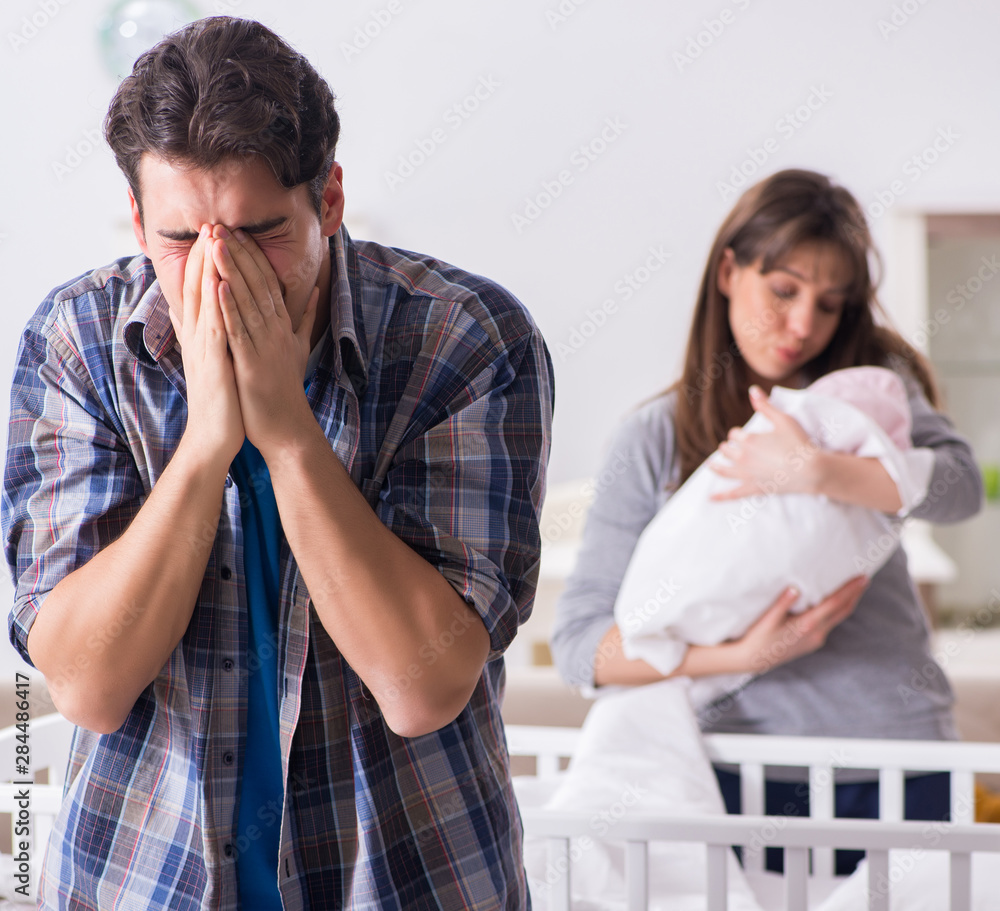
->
xmin=138 ymin=153 xmax=299 ymax=230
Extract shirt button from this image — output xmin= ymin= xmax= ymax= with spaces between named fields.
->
xmin=223 ymin=843 xmax=234 ymax=859
xmin=223 ymin=751 xmax=234 ymax=765
xmin=221 ymin=566 xmax=232 ymax=580
xmin=222 ymin=658 xmax=234 ymax=672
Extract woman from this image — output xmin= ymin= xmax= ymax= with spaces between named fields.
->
xmin=550 ymin=168 xmax=983 ymax=869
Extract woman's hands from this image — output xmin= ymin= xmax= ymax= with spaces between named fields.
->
xmin=722 ymin=575 xmax=869 ymax=675
xmin=710 ymin=385 xmax=904 ymax=512
xmin=592 ymin=575 xmax=868 ymax=687
xmin=710 ymin=385 xmax=821 ymax=499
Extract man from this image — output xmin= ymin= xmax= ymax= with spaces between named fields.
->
xmin=3 ymin=16 xmax=552 ymax=910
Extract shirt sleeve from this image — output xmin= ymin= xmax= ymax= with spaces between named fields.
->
xmin=900 ymin=371 xmax=984 ymax=524
xmin=365 ymin=305 xmax=554 ymax=660
xmin=550 ymin=396 xmax=677 ymax=688
xmin=3 ymin=315 xmax=143 ymax=666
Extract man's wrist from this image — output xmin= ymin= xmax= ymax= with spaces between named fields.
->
xmin=172 ymin=431 xmax=238 ymax=485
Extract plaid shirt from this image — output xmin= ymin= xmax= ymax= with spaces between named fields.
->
xmin=3 ymin=226 xmax=553 ymax=910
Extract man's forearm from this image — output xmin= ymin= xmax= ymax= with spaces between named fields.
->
xmin=27 ymin=438 xmax=229 ymax=733
xmin=266 ymin=420 xmax=490 ymax=738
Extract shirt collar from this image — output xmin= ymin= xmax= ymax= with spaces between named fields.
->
xmin=123 ymin=277 xmax=174 ymax=367
xmin=122 ymin=225 xmax=369 ymax=393
xmin=327 ymin=224 xmax=369 ymax=396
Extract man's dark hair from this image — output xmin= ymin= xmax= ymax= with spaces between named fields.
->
xmin=105 ymin=16 xmax=340 ymax=220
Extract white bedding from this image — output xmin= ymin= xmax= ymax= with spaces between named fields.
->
xmin=517 ymin=681 xmax=1000 ymax=910
xmin=519 ymin=678 xmax=766 ymax=910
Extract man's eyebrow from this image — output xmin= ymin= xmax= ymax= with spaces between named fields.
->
xmin=156 ymin=228 xmax=200 ymax=242
xmin=155 ymin=217 xmax=288 ymax=242
xmin=238 ymin=216 xmax=288 ymax=235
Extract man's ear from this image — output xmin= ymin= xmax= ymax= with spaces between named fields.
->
xmin=128 ymin=187 xmax=149 ymax=255
xmin=319 ymin=162 xmax=345 ymax=238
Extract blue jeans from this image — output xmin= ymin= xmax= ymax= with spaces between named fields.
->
xmin=714 ymin=767 xmax=951 ymax=875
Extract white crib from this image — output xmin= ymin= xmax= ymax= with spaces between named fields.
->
xmin=2 ymin=716 xmax=999 ymax=909
xmin=506 ymin=724 xmax=1000 ymax=911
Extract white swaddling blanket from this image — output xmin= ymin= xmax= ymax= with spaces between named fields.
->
xmin=613 ymin=366 xmax=934 ymax=702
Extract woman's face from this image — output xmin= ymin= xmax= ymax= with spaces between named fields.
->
xmin=720 ymin=241 xmax=853 ymax=389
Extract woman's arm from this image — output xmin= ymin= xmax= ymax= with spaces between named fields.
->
xmin=593 ymin=576 xmax=867 ymax=687
xmin=904 ymin=373 xmax=984 ymax=523
xmin=711 ymin=385 xmax=903 ymax=511
xmin=711 ymin=379 xmax=983 ymax=520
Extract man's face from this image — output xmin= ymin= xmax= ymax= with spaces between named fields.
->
xmin=130 ymin=154 xmax=344 ymax=348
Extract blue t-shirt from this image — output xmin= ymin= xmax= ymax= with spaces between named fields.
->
xmin=230 ymin=439 xmax=284 ymax=909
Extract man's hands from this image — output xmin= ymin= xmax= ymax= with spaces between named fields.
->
xmin=212 ymin=226 xmax=319 ymax=459
xmin=169 ymin=226 xmax=245 ymax=468
xmin=171 ymin=224 xmax=319 ymax=464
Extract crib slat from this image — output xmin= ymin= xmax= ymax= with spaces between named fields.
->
xmin=548 ymin=837 xmax=571 ymax=911
xmin=867 ymin=849 xmax=889 ymax=911
xmin=952 ymin=770 xmax=975 ymax=824
xmin=706 ymin=844 xmax=728 ymax=911
xmin=785 ymin=846 xmax=808 ymax=910
xmin=740 ymin=762 xmax=765 ymax=873
xmin=809 ymin=764 xmax=834 ymax=879
xmin=625 ymin=841 xmax=648 ymax=911
xmin=950 ymin=852 xmax=972 ymax=911
xmin=879 ymin=767 xmax=904 ymax=822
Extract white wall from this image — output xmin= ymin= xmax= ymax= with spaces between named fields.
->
xmin=1 ymin=0 xmax=999 ymax=655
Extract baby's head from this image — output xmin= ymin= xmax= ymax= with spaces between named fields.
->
xmin=809 ymin=367 xmax=911 ymax=450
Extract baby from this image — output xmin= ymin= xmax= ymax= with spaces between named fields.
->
xmin=613 ymin=365 xmax=933 ymax=696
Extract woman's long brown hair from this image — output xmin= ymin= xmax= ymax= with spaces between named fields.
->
xmin=669 ymin=168 xmax=939 ymax=486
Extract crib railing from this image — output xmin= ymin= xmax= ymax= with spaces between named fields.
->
xmin=505 ymin=724 xmax=1000 ymax=911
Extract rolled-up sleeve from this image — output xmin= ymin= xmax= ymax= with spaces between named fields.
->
xmin=3 ymin=312 xmax=142 ymax=666
xmin=368 ymin=303 xmax=554 ymax=659
xmin=903 ymin=377 xmax=984 ymax=524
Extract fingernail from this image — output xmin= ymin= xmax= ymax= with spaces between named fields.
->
xmin=787 ymin=586 xmax=799 ymax=599
xmin=750 ymin=385 xmax=762 ymax=398
xmin=217 ymin=226 xmax=231 ymax=240
xmin=233 ymin=228 xmax=247 ymax=242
